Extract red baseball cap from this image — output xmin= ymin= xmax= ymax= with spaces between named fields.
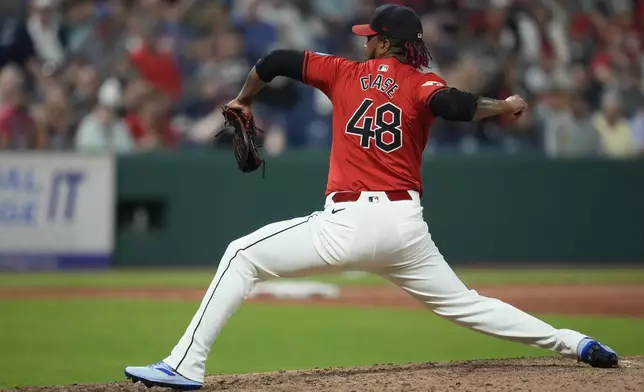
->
xmin=352 ymin=4 xmax=423 ymax=41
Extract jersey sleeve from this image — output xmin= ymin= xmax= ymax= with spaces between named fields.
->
xmin=416 ymin=73 xmax=449 ymax=108
xmin=302 ymin=51 xmax=354 ymax=97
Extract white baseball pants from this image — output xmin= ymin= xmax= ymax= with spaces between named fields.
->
xmin=164 ymin=191 xmax=587 ymax=382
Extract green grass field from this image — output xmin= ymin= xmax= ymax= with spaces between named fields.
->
xmin=1 ymin=267 xmax=643 ymax=389
xmin=2 ymin=267 xmax=644 ymax=288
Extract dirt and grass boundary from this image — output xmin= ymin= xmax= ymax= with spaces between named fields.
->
xmin=1 ymin=283 xmax=643 ymax=317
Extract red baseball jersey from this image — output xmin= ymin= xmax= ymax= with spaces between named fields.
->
xmin=302 ymin=51 xmax=447 ymax=197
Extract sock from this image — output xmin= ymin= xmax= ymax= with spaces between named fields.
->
xmin=577 ymin=337 xmax=593 ymax=357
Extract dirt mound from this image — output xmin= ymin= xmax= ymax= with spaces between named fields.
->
xmin=9 ymin=356 xmax=643 ymax=392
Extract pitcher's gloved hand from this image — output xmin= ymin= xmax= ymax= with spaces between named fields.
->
xmin=218 ymin=100 xmax=263 ymax=173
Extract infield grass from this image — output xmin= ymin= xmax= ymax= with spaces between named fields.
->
xmin=1 ymin=299 xmax=643 ymax=389
xmin=1 ymin=267 xmax=644 ymax=288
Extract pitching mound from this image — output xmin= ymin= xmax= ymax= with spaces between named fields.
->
xmin=10 ymin=356 xmax=643 ymax=392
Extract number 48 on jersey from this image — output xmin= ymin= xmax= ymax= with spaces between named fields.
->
xmin=346 ymin=99 xmax=403 ymax=153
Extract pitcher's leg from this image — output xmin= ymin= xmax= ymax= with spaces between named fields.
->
xmin=163 ymin=212 xmax=331 ymax=382
xmin=383 ymin=236 xmax=587 ymax=358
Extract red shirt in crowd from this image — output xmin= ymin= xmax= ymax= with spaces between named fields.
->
xmin=125 ymin=113 xmax=179 ymax=148
xmin=129 ymin=45 xmax=183 ymax=100
xmin=0 ymin=105 xmax=38 ymax=149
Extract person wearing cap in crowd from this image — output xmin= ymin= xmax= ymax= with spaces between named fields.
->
xmin=75 ymin=77 xmax=134 ymax=153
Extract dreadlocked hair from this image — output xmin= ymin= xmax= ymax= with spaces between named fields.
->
xmin=379 ymin=35 xmax=432 ymax=70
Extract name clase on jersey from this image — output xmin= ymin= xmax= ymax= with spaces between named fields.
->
xmin=360 ymin=73 xmax=400 ymax=98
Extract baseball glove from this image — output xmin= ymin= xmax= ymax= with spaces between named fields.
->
xmin=218 ymin=105 xmax=264 ymax=174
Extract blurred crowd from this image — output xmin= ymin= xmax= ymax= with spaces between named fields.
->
xmin=0 ymin=0 xmax=642 ymax=158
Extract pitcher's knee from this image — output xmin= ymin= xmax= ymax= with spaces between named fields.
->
xmin=223 ymin=239 xmax=263 ymax=276
xmin=223 ymin=237 xmax=250 ymax=259
xmin=221 ymin=240 xmax=247 ymax=268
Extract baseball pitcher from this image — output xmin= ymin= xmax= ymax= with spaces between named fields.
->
xmin=125 ymin=4 xmax=618 ymax=390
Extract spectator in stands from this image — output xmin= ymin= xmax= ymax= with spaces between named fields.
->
xmin=619 ymin=68 xmax=644 ymax=119
xmin=0 ymin=10 xmax=36 ymax=72
xmin=156 ymin=0 xmax=198 ymax=74
xmin=66 ymin=62 xmax=100 ymax=124
xmin=258 ymin=0 xmax=320 ymax=50
xmin=516 ymin=3 xmax=570 ymax=66
xmin=75 ymin=77 xmax=134 ymax=153
xmin=542 ymin=88 xmax=600 ymax=157
xmin=0 ymin=65 xmax=40 ymax=149
xmin=590 ymin=23 xmax=630 ymax=88
xmin=524 ymin=55 xmax=570 ymax=99
xmin=197 ymin=30 xmax=249 ymax=103
xmin=128 ymin=19 xmax=183 ymax=102
xmin=122 ymin=76 xmax=153 ymax=115
xmin=26 ymin=0 xmax=66 ymax=76
xmin=66 ymin=0 xmax=129 ymax=79
xmin=311 ymin=0 xmax=358 ymax=23
xmin=125 ymin=91 xmax=178 ymax=149
xmin=34 ymin=82 xmax=75 ymax=150
xmin=631 ymin=104 xmax=644 ymax=156
xmin=592 ymin=91 xmax=636 ymax=158
xmin=231 ymin=0 xmax=279 ymax=60
xmin=569 ymin=63 xmax=602 ymax=111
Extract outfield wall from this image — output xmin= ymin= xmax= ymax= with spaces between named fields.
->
xmin=115 ymin=151 xmax=644 ymax=266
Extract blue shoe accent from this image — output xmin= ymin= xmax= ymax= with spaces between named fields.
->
xmin=578 ymin=339 xmax=618 ymax=368
xmin=124 ymin=362 xmax=203 ymax=390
